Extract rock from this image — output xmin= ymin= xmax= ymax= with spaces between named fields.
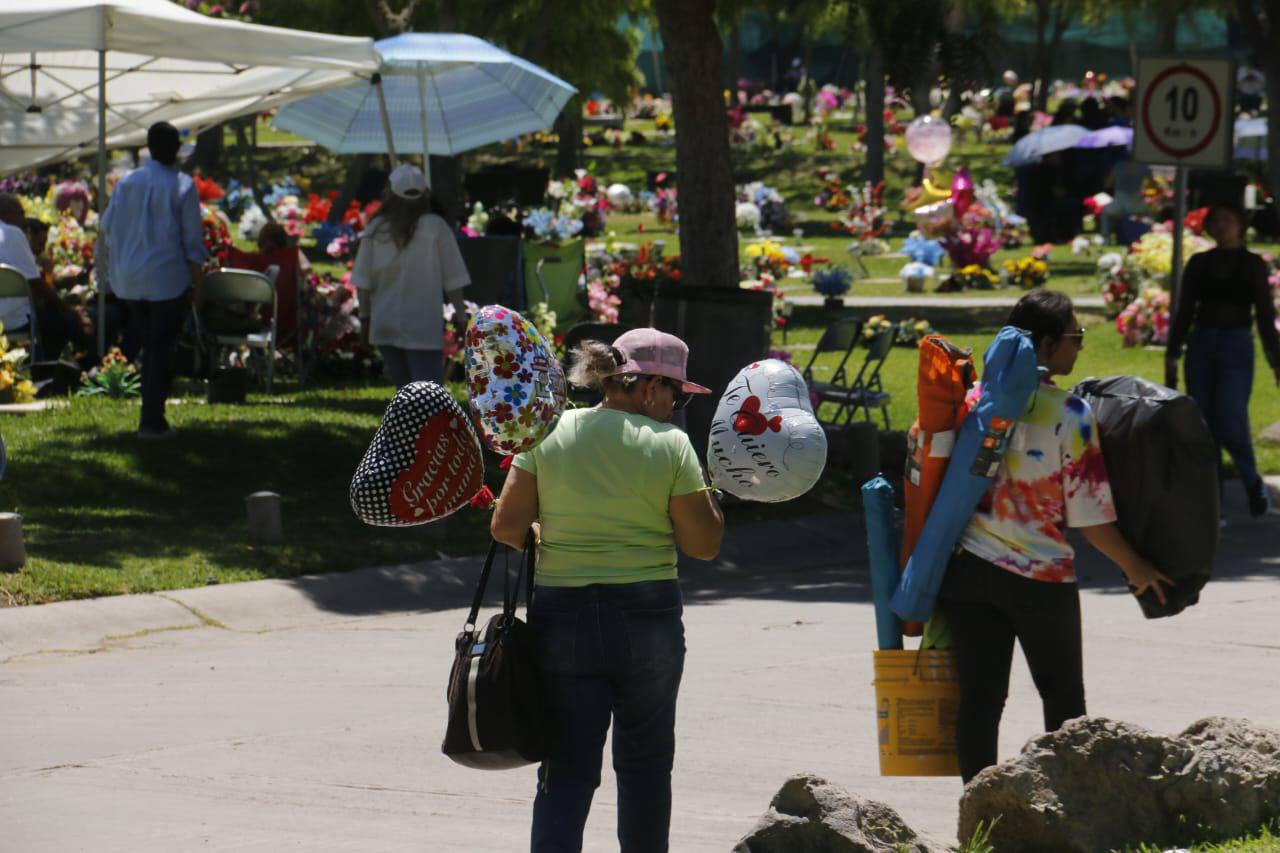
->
xmin=958 ymin=716 xmax=1280 ymax=852
xmin=734 ymin=774 xmax=944 ymax=853
xmin=1259 ymin=421 xmax=1280 ymax=446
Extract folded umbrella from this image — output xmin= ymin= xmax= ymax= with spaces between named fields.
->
xmin=890 ymin=327 xmax=1041 ymax=623
xmin=862 ymin=476 xmax=904 ymax=650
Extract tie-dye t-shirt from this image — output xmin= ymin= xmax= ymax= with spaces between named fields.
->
xmin=959 ymin=379 xmax=1116 ymax=583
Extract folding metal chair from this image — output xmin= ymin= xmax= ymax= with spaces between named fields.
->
xmin=802 ymin=314 xmax=863 ymax=422
xmin=196 ymin=268 xmax=277 ymax=393
xmin=837 ymin=326 xmax=895 ymax=429
xmin=0 ymin=263 xmax=38 ymax=356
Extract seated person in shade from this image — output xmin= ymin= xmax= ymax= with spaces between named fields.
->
xmin=221 ymin=222 xmax=309 ymax=341
xmin=23 ymin=217 xmax=95 ymax=363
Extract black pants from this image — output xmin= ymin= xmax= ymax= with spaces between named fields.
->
xmin=939 ymin=549 xmax=1085 ymax=783
xmin=125 ymin=296 xmax=187 ymax=431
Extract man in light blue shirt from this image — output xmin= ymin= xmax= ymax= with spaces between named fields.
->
xmin=101 ymin=122 xmax=207 ymax=439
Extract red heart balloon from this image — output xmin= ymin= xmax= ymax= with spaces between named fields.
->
xmin=351 ymin=382 xmax=485 ymax=526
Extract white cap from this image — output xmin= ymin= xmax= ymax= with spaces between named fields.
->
xmin=389 ymin=164 xmax=427 ymax=199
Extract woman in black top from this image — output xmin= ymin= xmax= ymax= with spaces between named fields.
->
xmin=1165 ymin=203 xmax=1280 ymax=517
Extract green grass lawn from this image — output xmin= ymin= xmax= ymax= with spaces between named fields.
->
xmin=18 ymin=113 xmax=1270 ymax=606
xmin=3 ymin=303 xmax=1274 ymax=606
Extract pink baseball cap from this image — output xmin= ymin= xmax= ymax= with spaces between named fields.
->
xmin=609 ymin=328 xmax=712 ymax=395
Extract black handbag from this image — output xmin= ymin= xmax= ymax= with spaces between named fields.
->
xmin=442 ymin=533 xmax=546 ymax=769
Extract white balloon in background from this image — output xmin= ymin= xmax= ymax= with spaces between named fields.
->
xmin=707 ymin=359 xmax=827 ymax=503
xmin=904 ymin=115 xmax=953 ymax=165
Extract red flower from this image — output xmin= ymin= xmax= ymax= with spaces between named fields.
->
xmin=493 ymin=402 xmax=514 ymax=423
xmin=493 ymin=353 xmax=518 ymax=379
xmin=469 ymin=485 xmax=496 ymax=510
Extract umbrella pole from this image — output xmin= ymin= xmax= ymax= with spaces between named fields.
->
xmin=416 ymin=63 xmax=432 ymax=189
xmin=372 ymin=73 xmax=398 ymax=168
xmin=96 ymin=49 xmax=107 ymax=360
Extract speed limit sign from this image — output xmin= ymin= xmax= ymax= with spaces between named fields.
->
xmin=1134 ymin=56 xmax=1234 ymax=168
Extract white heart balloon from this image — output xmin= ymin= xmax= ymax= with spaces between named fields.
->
xmin=707 ymin=359 xmax=828 ymax=503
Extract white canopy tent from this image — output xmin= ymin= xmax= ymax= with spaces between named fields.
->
xmin=0 ymin=0 xmax=381 ymax=175
xmin=0 ymin=0 xmax=382 ymax=353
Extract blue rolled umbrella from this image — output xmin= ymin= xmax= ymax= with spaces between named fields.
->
xmin=1004 ymin=124 xmax=1090 ymax=168
xmin=890 ymin=327 xmax=1041 ymax=624
xmin=862 ymin=475 xmax=905 ymax=650
xmin=274 ymin=33 xmax=576 ymax=171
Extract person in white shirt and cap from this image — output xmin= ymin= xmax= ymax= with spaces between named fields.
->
xmin=351 ymin=164 xmax=471 ymax=389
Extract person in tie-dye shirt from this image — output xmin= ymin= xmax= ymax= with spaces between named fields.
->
xmin=938 ymin=290 xmax=1173 ymax=783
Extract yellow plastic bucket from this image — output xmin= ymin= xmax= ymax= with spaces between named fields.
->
xmin=873 ymin=648 xmax=961 ymax=776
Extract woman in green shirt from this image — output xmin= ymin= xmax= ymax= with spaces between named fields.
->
xmin=492 ymin=328 xmax=724 ymax=853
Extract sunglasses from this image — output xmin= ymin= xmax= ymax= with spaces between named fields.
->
xmin=1061 ymin=327 xmax=1086 ymax=342
xmin=661 ymin=378 xmax=694 ymax=410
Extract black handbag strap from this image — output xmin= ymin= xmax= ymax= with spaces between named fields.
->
xmin=463 ymin=529 xmax=538 ymax=633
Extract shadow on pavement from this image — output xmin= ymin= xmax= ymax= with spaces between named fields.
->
xmin=292 ymin=481 xmax=1278 ymax=619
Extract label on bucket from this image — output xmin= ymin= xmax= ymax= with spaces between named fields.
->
xmin=897 ymin=698 xmax=957 ymax=755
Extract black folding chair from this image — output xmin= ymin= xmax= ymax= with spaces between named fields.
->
xmin=836 ymin=326 xmax=895 ymax=429
xmin=801 ymin=315 xmax=862 ymax=421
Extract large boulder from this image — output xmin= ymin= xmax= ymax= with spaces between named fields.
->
xmin=959 ymin=716 xmax=1280 ymax=852
xmin=734 ymin=774 xmax=944 ymax=853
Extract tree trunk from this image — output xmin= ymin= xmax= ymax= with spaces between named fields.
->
xmin=653 ymin=0 xmax=739 ymax=289
xmin=727 ymin=24 xmax=741 ymax=97
xmin=769 ymin=10 xmax=781 ymax=90
xmin=233 ymin=118 xmax=271 ymax=221
xmin=1236 ymin=0 xmax=1280 ymax=212
xmin=1156 ymin=10 xmax=1178 ymax=52
xmin=553 ymin=105 xmax=582 ymax=178
xmin=362 ymin=0 xmax=420 ymax=36
xmin=864 ymin=43 xmax=886 ymax=185
xmin=193 ymin=124 xmax=224 ymax=177
xmin=1032 ymin=0 xmax=1050 ymax=112
xmin=802 ymin=25 xmax=815 ymax=123
xmin=429 ymin=155 xmax=463 ymax=225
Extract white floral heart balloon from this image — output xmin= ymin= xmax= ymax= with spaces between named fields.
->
xmin=707 ymin=359 xmax=827 ymax=503
xmin=465 ymin=305 xmax=567 ymax=455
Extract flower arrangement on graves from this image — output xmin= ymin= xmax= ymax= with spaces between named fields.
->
xmin=811 ymin=266 xmax=854 ymax=298
xmin=939 ymin=264 xmax=999 ymax=292
xmin=1115 ymin=287 xmax=1171 ymax=347
xmin=0 ymin=326 xmax=37 ymax=404
xmin=1004 ymin=256 xmax=1050 ymax=289
xmin=200 ymin=204 xmax=234 ymax=269
xmin=78 ymin=347 xmax=140 ymax=399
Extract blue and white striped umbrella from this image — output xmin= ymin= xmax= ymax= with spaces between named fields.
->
xmin=273 ymin=33 xmax=576 ymax=161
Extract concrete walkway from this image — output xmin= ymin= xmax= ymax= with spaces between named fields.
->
xmin=1 ymin=482 xmax=1277 ymax=852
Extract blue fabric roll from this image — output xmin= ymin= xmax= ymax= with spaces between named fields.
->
xmin=890 ymin=326 xmax=1041 ymax=623
xmin=862 ymin=475 xmax=904 ymax=650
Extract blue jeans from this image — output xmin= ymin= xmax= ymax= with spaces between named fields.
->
xmin=377 ymin=346 xmax=442 ymax=389
xmin=529 ymin=580 xmax=685 ymax=853
xmin=125 ymin=296 xmax=187 ymax=431
xmin=1185 ymin=328 xmax=1260 ymax=494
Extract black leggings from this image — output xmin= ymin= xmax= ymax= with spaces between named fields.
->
xmin=939 ymin=549 xmax=1085 ymax=783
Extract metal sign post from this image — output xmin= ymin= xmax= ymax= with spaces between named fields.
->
xmin=1133 ymin=55 xmax=1234 ymax=317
